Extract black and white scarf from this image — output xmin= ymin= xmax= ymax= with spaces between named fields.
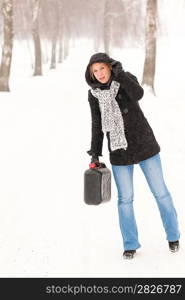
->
xmin=91 ymin=80 xmax=128 ymax=151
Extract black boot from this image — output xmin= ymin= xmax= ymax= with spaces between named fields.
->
xmin=123 ymin=250 xmax=136 ymax=259
xmin=169 ymin=240 xmax=179 ymax=252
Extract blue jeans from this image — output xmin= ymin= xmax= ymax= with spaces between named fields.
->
xmin=112 ymin=153 xmax=180 ymax=251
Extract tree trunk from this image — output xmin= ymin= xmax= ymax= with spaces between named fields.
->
xmin=0 ymin=0 xmax=13 ymax=92
xmin=58 ymin=0 xmax=63 ymax=64
xmin=142 ymin=0 xmax=157 ymax=94
xmin=63 ymin=33 xmax=69 ymax=60
xmin=58 ymin=38 xmax=63 ymax=63
xmin=50 ymin=0 xmax=59 ymax=70
xmin=32 ymin=0 xmax=42 ymax=76
xmin=50 ymin=38 xmax=57 ymax=69
xmin=103 ymin=0 xmax=112 ymax=55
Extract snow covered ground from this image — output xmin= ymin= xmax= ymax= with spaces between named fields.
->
xmin=0 ymin=40 xmax=185 ymax=278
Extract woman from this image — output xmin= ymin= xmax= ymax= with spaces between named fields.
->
xmin=85 ymin=52 xmax=180 ymax=259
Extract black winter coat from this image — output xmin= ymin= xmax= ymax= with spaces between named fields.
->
xmin=85 ymin=53 xmax=160 ymax=165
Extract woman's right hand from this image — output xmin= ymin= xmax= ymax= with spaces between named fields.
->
xmin=90 ymin=155 xmax=100 ymax=168
xmin=91 ymin=155 xmax=99 ymax=163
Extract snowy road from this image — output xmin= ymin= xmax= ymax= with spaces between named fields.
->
xmin=0 ymin=47 xmax=184 ymax=277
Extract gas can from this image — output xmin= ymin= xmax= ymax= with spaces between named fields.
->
xmin=84 ymin=162 xmax=111 ymax=205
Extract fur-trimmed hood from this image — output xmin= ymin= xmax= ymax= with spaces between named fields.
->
xmin=85 ymin=52 xmax=123 ymax=89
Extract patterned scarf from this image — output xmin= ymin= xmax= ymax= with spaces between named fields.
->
xmin=91 ymin=80 xmax=128 ymax=151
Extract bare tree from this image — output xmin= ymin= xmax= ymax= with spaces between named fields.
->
xmin=32 ymin=0 xmax=42 ymax=76
xmin=49 ymin=0 xmax=59 ymax=69
xmin=0 ymin=0 xmax=13 ymax=91
xmin=104 ymin=0 xmax=112 ymax=54
xmin=0 ymin=0 xmax=153 ymax=84
xmin=104 ymin=0 xmax=132 ymax=54
xmin=142 ymin=0 xmax=157 ymax=94
xmin=58 ymin=2 xmax=64 ymax=64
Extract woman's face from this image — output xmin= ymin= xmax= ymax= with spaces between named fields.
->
xmin=91 ymin=62 xmax=111 ymax=84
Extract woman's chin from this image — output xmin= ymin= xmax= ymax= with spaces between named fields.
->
xmin=99 ymin=79 xmax=108 ymax=84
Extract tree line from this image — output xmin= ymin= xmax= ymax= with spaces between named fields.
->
xmin=0 ymin=0 xmax=157 ymax=93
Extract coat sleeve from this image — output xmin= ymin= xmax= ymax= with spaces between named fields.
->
xmin=116 ymin=71 xmax=144 ymax=101
xmin=87 ymin=90 xmax=104 ymax=157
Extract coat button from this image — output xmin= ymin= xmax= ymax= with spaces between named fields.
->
xmin=123 ymin=108 xmax=128 ymax=114
xmin=118 ymin=94 xmax=122 ymax=100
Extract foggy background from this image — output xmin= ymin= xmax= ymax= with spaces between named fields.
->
xmin=1 ymin=0 xmax=185 ymax=93
xmin=0 ymin=0 xmax=185 ymax=277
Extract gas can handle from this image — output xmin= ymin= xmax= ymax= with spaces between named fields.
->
xmin=89 ymin=162 xmax=106 ymax=169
